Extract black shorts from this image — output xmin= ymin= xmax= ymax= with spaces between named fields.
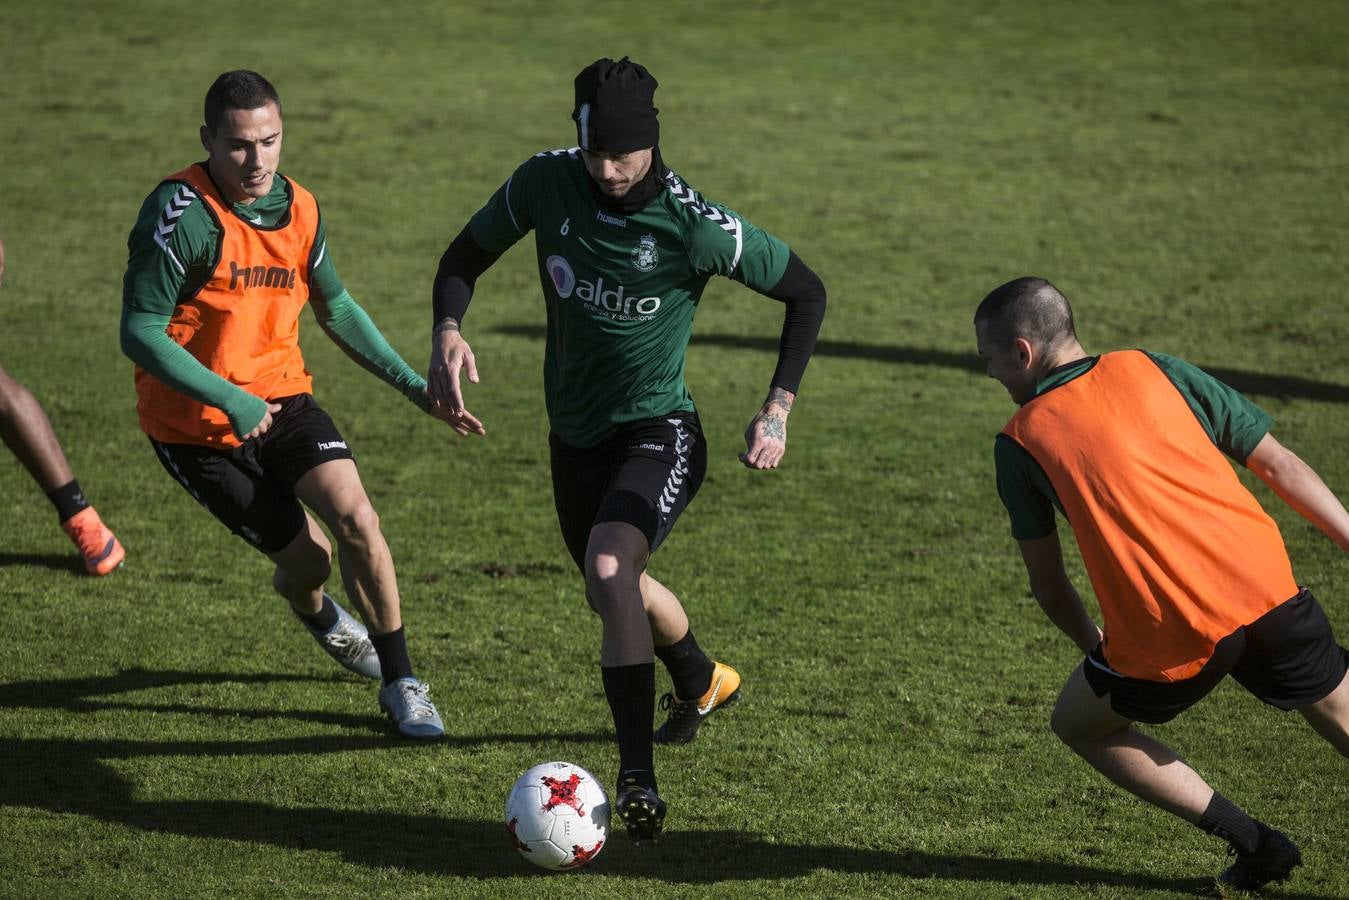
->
xmin=150 ymin=393 xmax=355 ymax=553
xmin=549 ymin=412 xmax=708 ymax=570
xmin=1083 ymin=588 xmax=1349 ymax=723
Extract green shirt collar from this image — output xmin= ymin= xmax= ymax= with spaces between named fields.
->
xmin=199 ymin=162 xmax=292 ymax=227
xmin=1029 ymin=356 xmax=1098 ymax=400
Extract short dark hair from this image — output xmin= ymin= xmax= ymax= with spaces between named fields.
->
xmin=974 ymin=276 xmax=1077 ymax=350
xmin=203 ymin=70 xmax=282 ymax=134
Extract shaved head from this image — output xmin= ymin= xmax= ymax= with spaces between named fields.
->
xmin=974 ymin=277 xmax=1076 ymax=352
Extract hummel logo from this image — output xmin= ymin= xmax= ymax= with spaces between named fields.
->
xmin=317 ymin=440 xmax=348 ymax=451
xmin=243 ymin=213 xmax=262 ymax=225
xmin=229 ymin=261 xmax=297 ymax=291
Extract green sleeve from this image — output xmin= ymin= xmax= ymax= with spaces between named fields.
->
xmin=468 ymin=157 xmax=536 ymax=254
xmin=1145 ymin=351 xmax=1273 ymax=463
xmin=995 ymin=434 xmax=1061 ymax=540
xmin=120 ymin=181 xmax=268 ymax=435
xmin=121 ymin=182 xmax=216 ymax=315
xmin=310 ymin=289 xmax=430 ymax=412
xmin=120 ymin=306 xmax=269 ymax=435
xmin=306 ymin=213 xmax=347 ymax=304
xmin=684 ymin=200 xmax=790 ymax=293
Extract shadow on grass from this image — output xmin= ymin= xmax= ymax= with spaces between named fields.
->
xmin=0 ymin=668 xmax=610 ymax=746
xmin=0 ymin=669 xmax=1328 ymax=893
xmin=0 ymin=551 xmax=85 ymax=574
xmin=0 ymin=737 xmax=1278 ymax=894
xmin=493 ymin=325 xmax=1349 ymax=403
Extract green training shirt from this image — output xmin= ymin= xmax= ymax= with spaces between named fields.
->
xmin=121 ymin=165 xmax=428 ymax=436
xmin=995 ymin=351 xmax=1274 ymax=540
xmin=469 ymin=148 xmax=791 ymax=448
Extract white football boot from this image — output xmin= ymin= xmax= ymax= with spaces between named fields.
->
xmin=297 ymin=596 xmax=381 ymax=680
xmin=378 ymin=677 xmax=445 ymax=739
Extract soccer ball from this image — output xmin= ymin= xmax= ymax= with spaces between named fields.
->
xmin=505 ymin=761 xmax=610 ymax=870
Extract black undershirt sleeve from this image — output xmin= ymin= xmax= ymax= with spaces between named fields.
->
xmin=762 ymin=250 xmax=826 ymax=394
xmin=431 ymin=224 xmax=502 ymax=327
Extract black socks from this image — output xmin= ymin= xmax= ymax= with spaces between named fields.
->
xmin=654 ymin=628 xmax=715 ymax=701
xmin=371 ymin=626 xmax=414 ymax=684
xmin=601 ymin=662 xmax=656 ymax=790
xmin=294 ymin=594 xmax=340 ymax=633
xmin=47 ymin=479 xmax=90 ymax=523
xmin=1198 ymin=791 xmax=1261 ymax=854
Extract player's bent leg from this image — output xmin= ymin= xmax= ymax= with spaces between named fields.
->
xmin=292 ymin=460 xmax=442 ymax=738
xmin=640 ymin=573 xmax=689 ymax=645
xmin=269 ymin=513 xmax=380 ymax=681
xmin=0 ymin=363 xmax=75 ymax=491
xmin=269 ymin=511 xmax=332 ymax=612
xmin=1050 ymin=664 xmax=1215 ymax=824
xmin=642 ymin=574 xmax=741 ymax=745
xmin=1298 ymin=669 xmax=1349 ymax=756
xmin=0 ymin=366 xmax=126 ymax=575
xmin=1050 ymin=664 xmax=1302 ymax=887
xmin=293 ymin=459 xmax=401 ymax=635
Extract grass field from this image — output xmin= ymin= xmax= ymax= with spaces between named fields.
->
xmin=2 ymin=0 xmax=1348 ymax=896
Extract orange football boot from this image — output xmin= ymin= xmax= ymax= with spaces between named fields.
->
xmin=653 ymin=660 xmax=742 ymax=745
xmin=61 ymin=507 xmax=125 ymax=576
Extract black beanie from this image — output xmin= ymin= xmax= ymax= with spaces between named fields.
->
xmin=572 ymin=57 xmax=659 ymax=153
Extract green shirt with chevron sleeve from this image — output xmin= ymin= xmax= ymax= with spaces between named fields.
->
xmin=470 ymin=148 xmax=790 ymax=447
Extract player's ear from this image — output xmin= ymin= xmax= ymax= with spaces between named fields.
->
xmin=199 ymin=125 xmax=212 ymax=154
xmin=1013 ymin=336 xmax=1035 ymax=370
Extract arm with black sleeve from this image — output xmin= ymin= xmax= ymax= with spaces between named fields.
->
xmin=425 ymin=224 xmax=501 ymax=436
xmin=739 ymin=250 xmax=827 ymax=470
xmin=763 ymin=250 xmax=826 ymax=394
xmin=431 ymin=223 xmax=501 ymax=328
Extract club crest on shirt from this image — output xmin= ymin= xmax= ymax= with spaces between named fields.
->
xmin=631 ymin=234 xmax=659 ymax=272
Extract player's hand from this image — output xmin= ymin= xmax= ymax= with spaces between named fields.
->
xmin=243 ymin=402 xmax=283 ymax=441
xmin=426 ymin=389 xmax=486 ymax=437
xmin=739 ymin=387 xmax=794 ymax=470
xmin=427 ymin=321 xmax=485 ymax=437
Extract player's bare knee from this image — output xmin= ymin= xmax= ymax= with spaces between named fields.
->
xmin=334 ymin=501 xmax=380 ymax=547
xmin=1050 ymin=703 xmax=1089 ymax=748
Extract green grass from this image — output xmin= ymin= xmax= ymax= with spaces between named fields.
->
xmin=2 ymin=0 xmax=1348 ymax=896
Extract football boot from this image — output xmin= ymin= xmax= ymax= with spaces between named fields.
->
xmin=296 ymin=596 xmax=381 ymax=680
xmin=615 ymin=773 xmax=666 ymax=841
xmin=378 ymin=677 xmax=445 ymax=739
xmin=61 ymin=507 xmax=125 ymax=576
xmin=1218 ymin=823 xmax=1302 ymax=891
xmin=653 ymin=660 xmax=742 ymax=745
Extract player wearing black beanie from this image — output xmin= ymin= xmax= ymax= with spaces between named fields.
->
xmin=428 ymin=56 xmax=828 ymax=841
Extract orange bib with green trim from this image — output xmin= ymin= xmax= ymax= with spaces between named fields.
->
xmin=135 ymin=164 xmax=317 ymax=448
xmin=1002 ymin=350 xmax=1297 ymax=681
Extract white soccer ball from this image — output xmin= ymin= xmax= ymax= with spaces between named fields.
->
xmin=505 ymin=761 xmax=610 ymax=870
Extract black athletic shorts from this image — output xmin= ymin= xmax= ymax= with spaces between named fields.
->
xmin=1083 ymin=588 xmax=1349 ymax=723
xmin=549 ymin=411 xmax=708 ymax=570
xmin=150 ymin=393 xmax=355 ymax=553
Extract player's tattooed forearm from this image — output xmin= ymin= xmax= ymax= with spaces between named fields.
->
xmin=434 ymin=317 xmax=461 ymax=335
xmin=766 ymin=387 xmax=793 ymax=411
xmin=761 ymin=414 xmax=786 ymax=440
